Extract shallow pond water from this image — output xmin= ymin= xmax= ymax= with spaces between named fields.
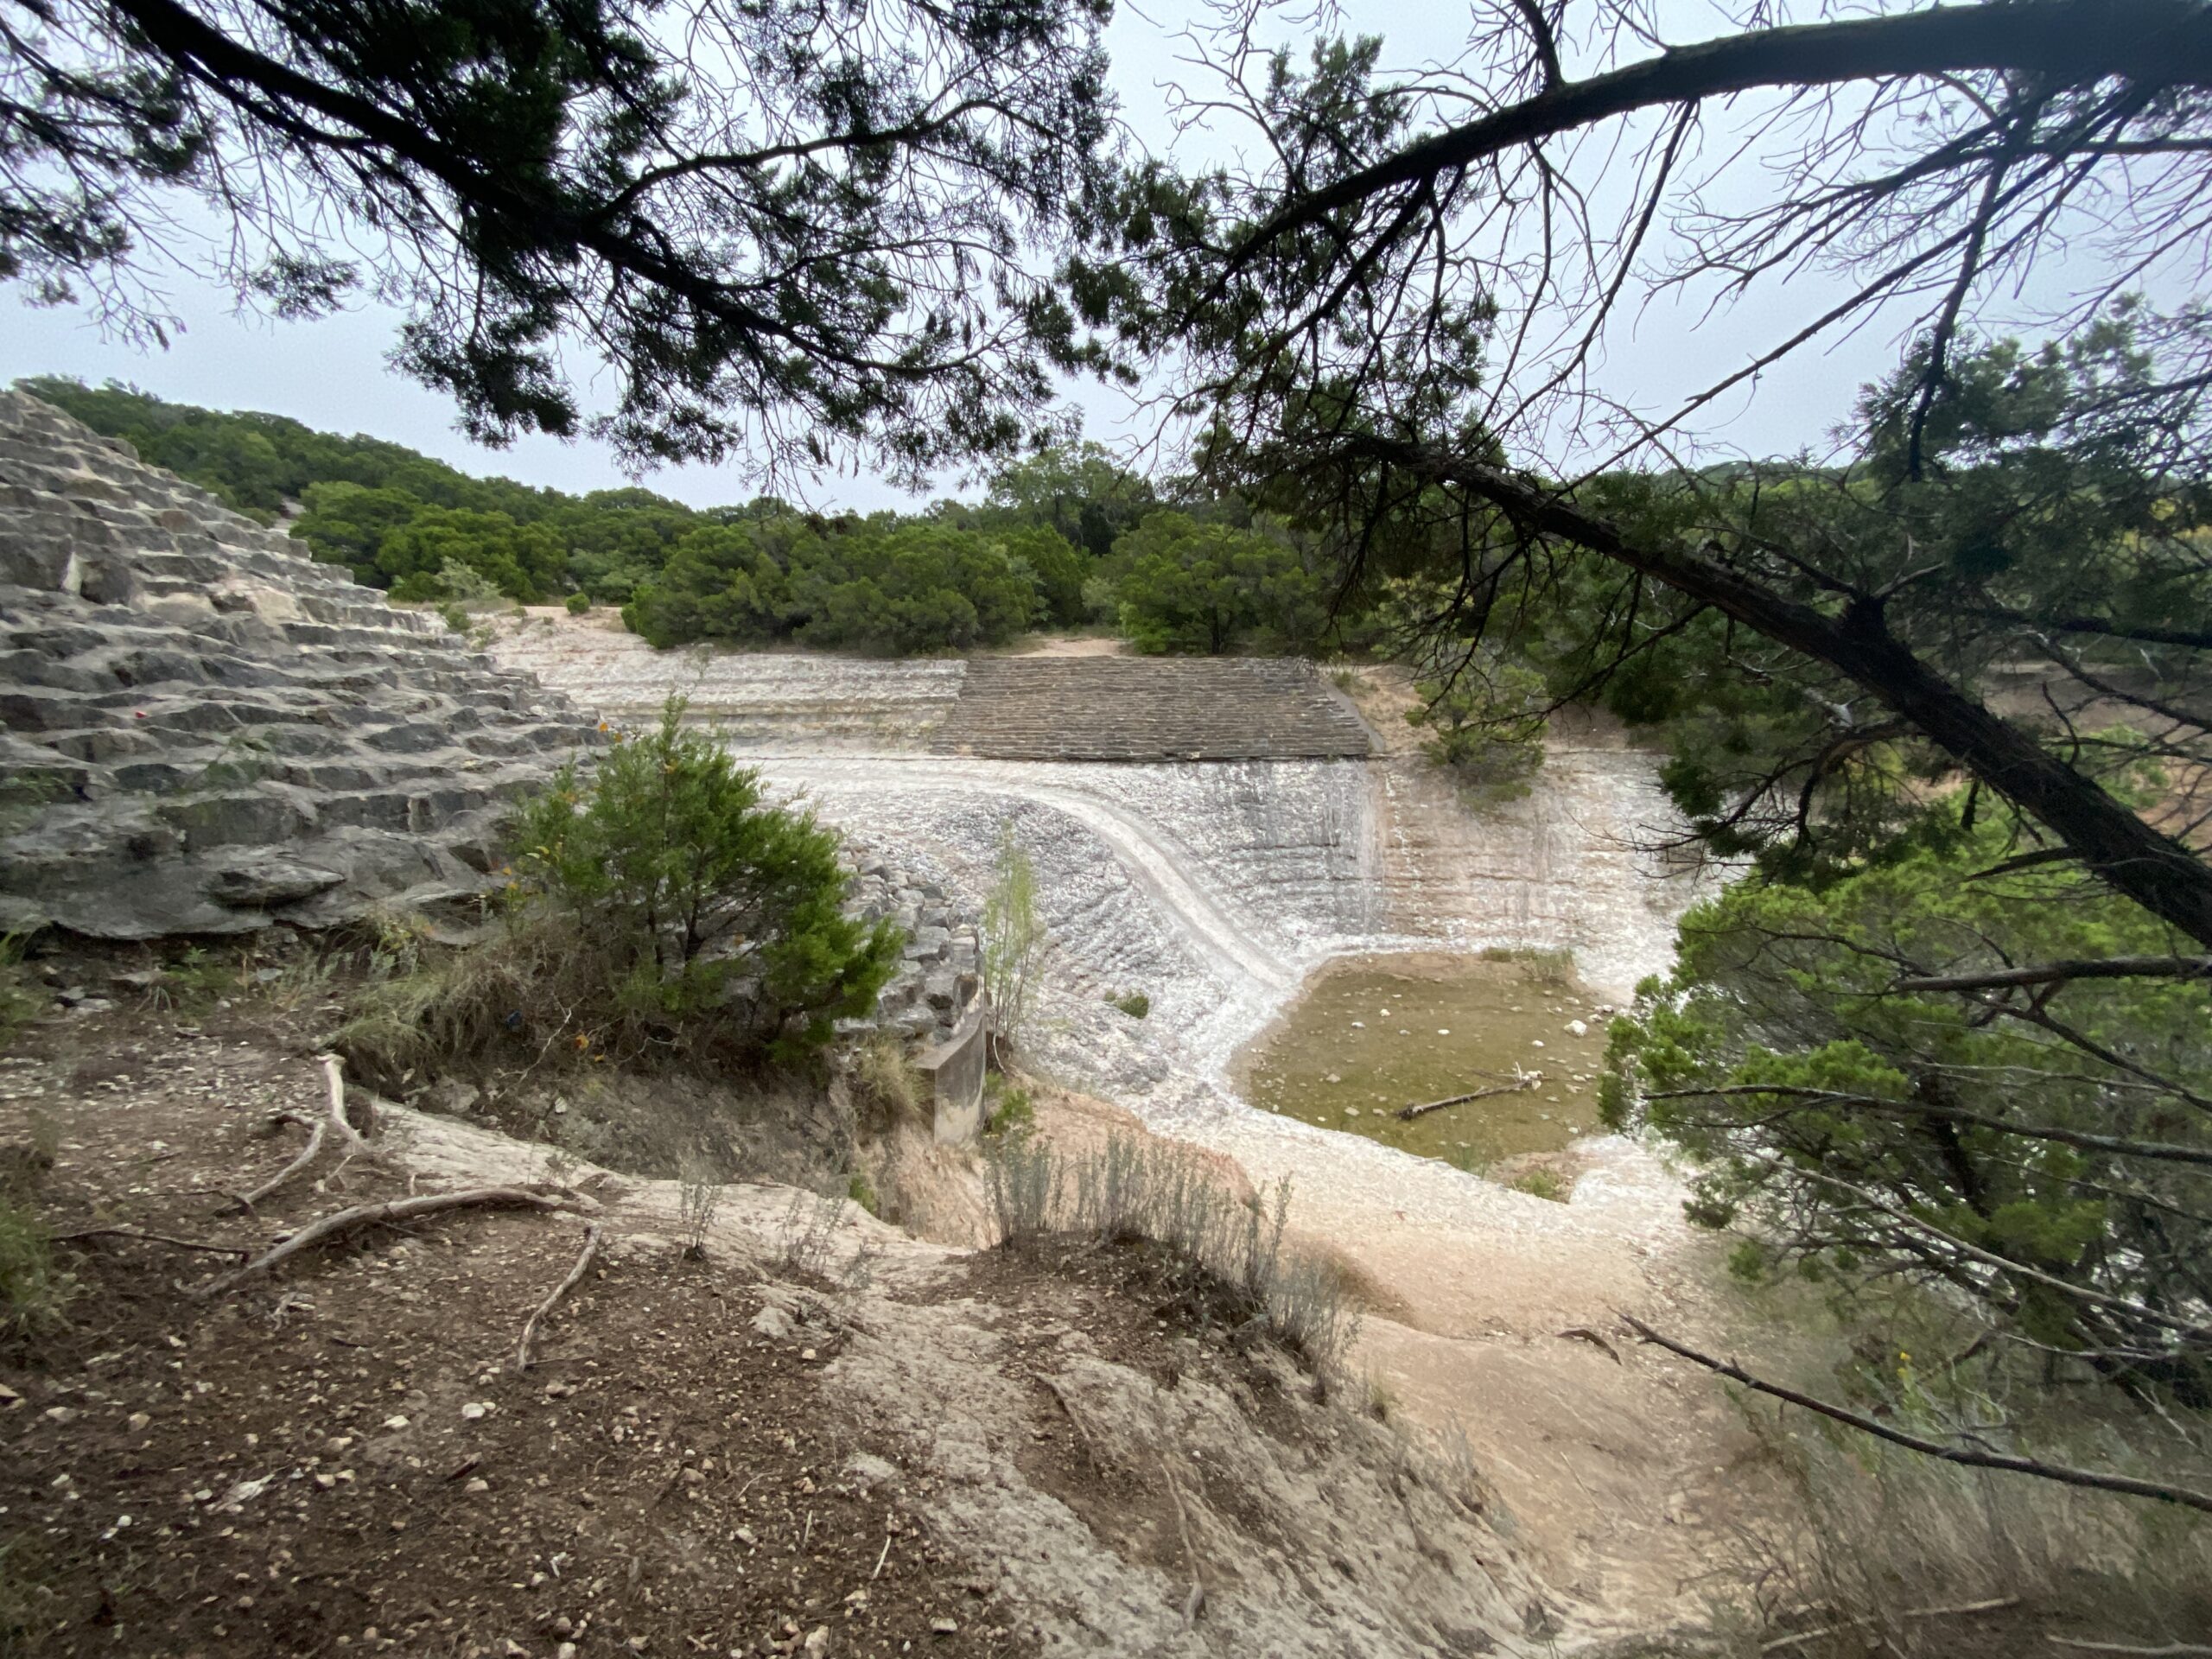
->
xmin=1234 ymin=954 xmax=1618 ymax=1170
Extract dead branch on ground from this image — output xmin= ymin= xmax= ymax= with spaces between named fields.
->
xmin=1397 ymin=1072 xmax=1541 ymax=1120
xmin=51 ymin=1226 xmax=251 ymax=1257
xmin=513 ymin=1221 xmax=603 ymax=1372
xmin=195 ymin=1187 xmax=566 ymax=1300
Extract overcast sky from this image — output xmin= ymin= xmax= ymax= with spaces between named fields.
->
xmin=0 ymin=2 xmax=2010 ymax=511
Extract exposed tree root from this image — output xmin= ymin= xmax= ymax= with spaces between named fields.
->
xmin=226 ymin=1054 xmax=372 ymax=1213
xmin=514 ymin=1221 xmax=603 ymax=1373
xmin=229 ymin=1111 xmax=327 ymax=1213
xmin=195 ymin=1188 xmax=566 ymax=1300
xmin=1156 ymin=1436 xmax=1205 ymax=1627
xmin=51 ymin=1226 xmax=251 ymax=1258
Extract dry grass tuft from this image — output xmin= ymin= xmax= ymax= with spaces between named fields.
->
xmin=984 ymin=1132 xmax=1363 ymax=1374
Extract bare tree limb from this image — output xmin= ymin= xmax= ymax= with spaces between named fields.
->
xmin=1224 ymin=1 xmax=2212 ymax=275
xmin=1892 ymin=957 xmax=2212 ymax=994
xmin=1618 ymin=1313 xmax=2212 ymax=1515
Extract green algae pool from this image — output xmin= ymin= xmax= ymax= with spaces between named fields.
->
xmin=1234 ymin=954 xmax=1618 ymax=1170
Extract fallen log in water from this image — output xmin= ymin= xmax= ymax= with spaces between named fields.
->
xmin=1396 ymin=1072 xmax=1542 ymax=1121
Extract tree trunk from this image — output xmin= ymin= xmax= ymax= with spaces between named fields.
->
xmin=1379 ymin=444 xmax=2212 ymax=951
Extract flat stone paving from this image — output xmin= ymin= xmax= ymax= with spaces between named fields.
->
xmin=928 ymin=656 xmax=1370 ymax=760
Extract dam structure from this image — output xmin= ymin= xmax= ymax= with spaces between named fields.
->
xmin=490 ymin=615 xmax=1707 ymax=1124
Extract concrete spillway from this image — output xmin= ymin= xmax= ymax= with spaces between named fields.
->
xmin=489 ymin=618 xmax=1705 ymax=1084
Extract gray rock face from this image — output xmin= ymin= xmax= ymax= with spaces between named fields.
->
xmin=839 ymin=841 xmax=983 ymax=1048
xmin=0 ymin=391 xmax=601 ymax=938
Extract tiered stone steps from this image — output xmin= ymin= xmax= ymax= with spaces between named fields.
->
xmin=0 ymin=390 xmax=600 ymax=938
xmin=927 ymin=656 xmax=1371 ymax=761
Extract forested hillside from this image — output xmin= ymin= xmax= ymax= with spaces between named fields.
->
xmin=21 ymin=378 xmax=1344 ymax=658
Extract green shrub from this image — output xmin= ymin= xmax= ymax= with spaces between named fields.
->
xmin=510 ymin=697 xmax=901 ymax=1058
xmin=1107 ymin=989 xmax=1149 ymax=1020
xmin=564 ymin=590 xmax=591 ymax=614
xmin=346 ymin=698 xmax=899 ymax=1077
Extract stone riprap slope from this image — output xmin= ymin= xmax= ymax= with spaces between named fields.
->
xmin=931 ymin=654 xmax=1370 ymax=760
xmin=0 ymin=391 xmax=600 ymax=938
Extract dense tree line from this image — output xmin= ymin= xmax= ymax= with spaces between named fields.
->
xmin=23 ymin=378 xmax=1338 ymax=656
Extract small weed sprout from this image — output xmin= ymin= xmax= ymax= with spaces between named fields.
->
xmin=846 ymin=1173 xmax=879 ymax=1217
xmin=779 ymin=1190 xmax=844 ymax=1279
xmin=982 ymin=817 xmax=1046 ymax=1064
xmin=678 ymin=1156 xmax=723 ymax=1260
xmin=0 ymin=931 xmax=35 ymax=1054
xmin=1510 ymin=1166 xmax=1569 ymax=1203
xmin=1106 ymin=989 xmax=1150 ymax=1020
xmin=0 ymin=1119 xmax=67 ymax=1342
xmin=985 ymin=1080 xmax=1035 ymax=1140
xmin=0 ymin=1197 xmax=65 ymax=1343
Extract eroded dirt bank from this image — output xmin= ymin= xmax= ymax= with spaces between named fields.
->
xmin=3 ymin=1007 xmax=1586 ymax=1657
